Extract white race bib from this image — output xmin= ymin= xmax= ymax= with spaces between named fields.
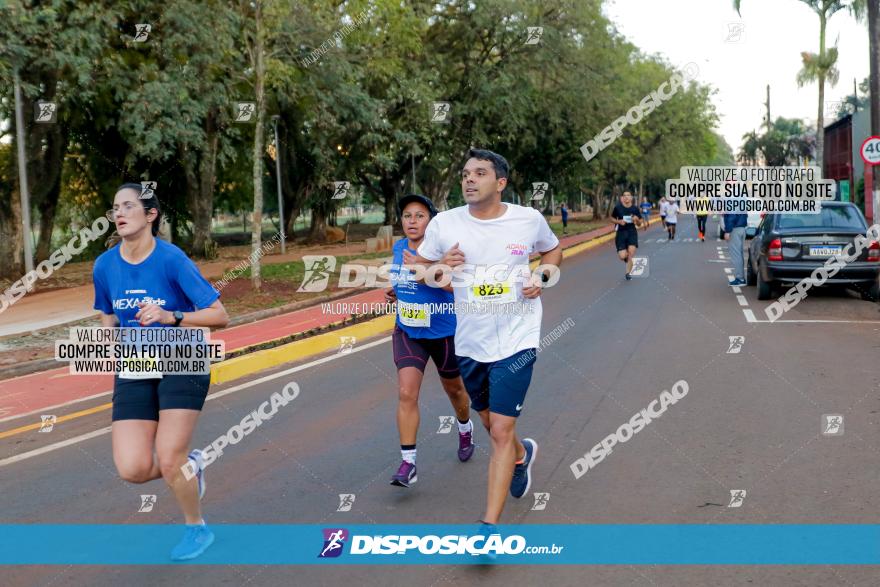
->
xmin=398 ymin=301 xmax=431 ymax=327
xmin=118 ymin=351 xmax=163 ymax=380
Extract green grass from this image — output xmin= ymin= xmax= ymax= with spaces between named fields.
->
xmin=547 ymin=218 xmax=608 ymax=237
xmin=235 ymin=250 xmax=394 ymax=281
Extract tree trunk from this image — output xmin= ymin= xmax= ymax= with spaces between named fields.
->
xmin=22 ymin=70 xmax=65 ymax=262
xmin=816 ymin=13 xmax=827 ymax=173
xmin=591 ymin=182 xmax=605 ymax=219
xmin=309 ymin=204 xmax=328 ymax=242
xmin=380 ymin=175 xmax=400 ymax=225
xmin=817 ymin=72 xmax=825 ymax=173
xmin=191 ymin=110 xmax=218 ymax=258
xmin=250 ymin=0 xmax=266 ymax=291
xmin=35 ymin=181 xmax=60 ymax=261
xmin=0 ymin=185 xmax=24 ymax=280
xmin=32 ymin=123 xmax=65 ymax=260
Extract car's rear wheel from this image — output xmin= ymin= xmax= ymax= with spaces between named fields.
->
xmin=746 ymin=255 xmax=757 ymax=286
xmin=859 ymin=280 xmax=880 ymax=302
xmin=756 ymin=267 xmax=773 ymax=300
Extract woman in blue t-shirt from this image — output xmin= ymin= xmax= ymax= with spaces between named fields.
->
xmin=383 ymin=194 xmax=474 ymax=488
xmin=93 ymin=183 xmax=229 ymax=560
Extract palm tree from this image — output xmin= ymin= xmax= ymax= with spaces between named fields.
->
xmin=738 ymin=130 xmax=760 ymax=166
xmin=735 ymin=1 xmax=865 ymax=168
xmin=741 ymin=118 xmax=816 ymax=166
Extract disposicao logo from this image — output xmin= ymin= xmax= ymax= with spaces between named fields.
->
xmin=318 ymin=528 xmax=349 ymax=558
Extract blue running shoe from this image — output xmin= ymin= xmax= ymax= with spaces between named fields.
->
xmin=390 ymin=460 xmax=417 ymax=487
xmin=171 ymin=523 xmax=215 ymax=561
xmin=478 ymin=521 xmax=499 ymax=563
xmin=188 ymin=449 xmax=206 ymax=500
xmin=509 ymin=438 xmax=537 ymax=498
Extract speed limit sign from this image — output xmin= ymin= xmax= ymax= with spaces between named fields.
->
xmin=860 ymin=136 xmax=880 ymax=165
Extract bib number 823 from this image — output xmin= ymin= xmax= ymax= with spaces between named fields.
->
xmin=477 ymin=283 xmax=505 ymax=296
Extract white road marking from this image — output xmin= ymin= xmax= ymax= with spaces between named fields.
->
xmin=732 ymin=286 xmax=742 ymax=293
xmin=0 ymin=427 xmax=113 ymax=467
xmin=743 ymin=309 xmax=758 ymax=322
xmin=0 ymin=336 xmax=393 ymax=468
xmin=0 ymin=390 xmax=114 ymax=424
xmin=724 ymin=268 xmax=733 ymax=274
xmin=736 ymin=295 xmax=748 ymax=306
xmin=744 ymin=317 xmax=880 ymax=324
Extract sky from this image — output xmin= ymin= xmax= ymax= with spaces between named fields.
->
xmin=604 ymin=0 xmax=871 ymax=155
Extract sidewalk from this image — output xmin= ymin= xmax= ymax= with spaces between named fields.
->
xmin=0 ymin=222 xmax=619 ymax=422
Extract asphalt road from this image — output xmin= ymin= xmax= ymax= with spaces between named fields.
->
xmin=4 ymin=216 xmax=880 ymax=586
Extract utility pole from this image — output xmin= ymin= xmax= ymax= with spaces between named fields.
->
xmin=854 ymin=77 xmax=859 ymax=113
xmin=13 ymin=66 xmax=34 ymax=275
xmin=271 ymin=115 xmax=285 ymax=254
xmin=869 ymin=0 xmax=880 ymax=223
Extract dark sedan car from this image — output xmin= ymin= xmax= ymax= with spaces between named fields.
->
xmin=746 ymin=201 xmax=880 ymax=301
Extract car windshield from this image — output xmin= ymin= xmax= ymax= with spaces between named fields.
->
xmin=776 ymin=206 xmax=865 ymax=230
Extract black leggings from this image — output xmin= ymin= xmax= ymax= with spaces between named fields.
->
xmin=697 ymin=216 xmax=707 ymax=234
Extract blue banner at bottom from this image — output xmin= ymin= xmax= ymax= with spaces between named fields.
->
xmin=0 ymin=524 xmax=878 ymax=565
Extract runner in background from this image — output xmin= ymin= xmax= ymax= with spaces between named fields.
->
xmin=696 ymin=195 xmax=709 ymax=241
xmin=610 ymin=191 xmax=643 ymax=280
xmin=659 ymin=196 xmax=669 ymax=231
xmin=664 ymin=198 xmax=679 ymax=240
xmin=560 ymin=202 xmax=569 ymax=235
xmin=639 ymin=198 xmax=652 ymax=232
xmin=384 ymin=194 xmax=474 ymax=488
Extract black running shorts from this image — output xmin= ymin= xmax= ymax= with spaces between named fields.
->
xmin=112 ymin=374 xmax=211 ymax=421
xmin=391 ymin=326 xmax=460 ymax=378
xmin=615 ymin=229 xmax=639 ymax=251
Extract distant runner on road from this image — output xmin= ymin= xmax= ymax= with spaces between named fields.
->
xmin=639 ymin=198 xmax=652 ymax=232
xmin=696 ymin=195 xmax=709 ymax=241
xmin=611 ymin=191 xmax=643 ymax=280
xmin=664 ymin=198 xmax=679 ymax=241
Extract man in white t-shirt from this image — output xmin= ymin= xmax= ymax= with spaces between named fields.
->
xmin=407 ymin=148 xmax=562 ymax=532
xmin=664 ymin=198 xmax=679 ymax=240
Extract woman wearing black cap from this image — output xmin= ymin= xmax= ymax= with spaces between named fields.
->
xmin=384 ymin=194 xmax=474 ymax=488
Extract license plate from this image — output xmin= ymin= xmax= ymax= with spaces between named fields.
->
xmin=809 ymin=245 xmax=842 ymax=257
